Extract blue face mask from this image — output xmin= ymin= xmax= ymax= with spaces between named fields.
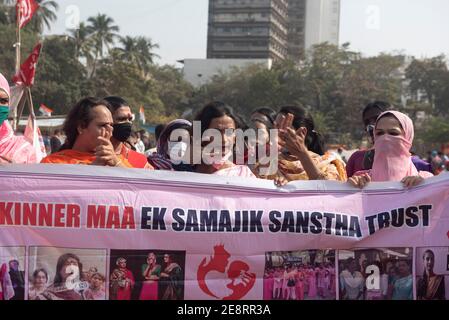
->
xmin=0 ymin=106 xmax=9 ymax=125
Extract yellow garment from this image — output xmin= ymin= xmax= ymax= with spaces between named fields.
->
xmin=255 ymin=152 xmax=347 ymax=182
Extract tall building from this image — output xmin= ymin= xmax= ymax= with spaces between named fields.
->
xmin=206 ymin=0 xmax=340 ymax=62
xmin=304 ymin=0 xmax=341 ymax=51
xmin=207 ymin=0 xmax=289 ymax=61
xmin=287 ymin=0 xmax=307 ymax=59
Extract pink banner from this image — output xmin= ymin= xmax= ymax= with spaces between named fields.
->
xmin=0 ymin=165 xmax=448 ymax=301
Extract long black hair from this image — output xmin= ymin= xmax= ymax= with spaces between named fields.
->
xmin=362 ymin=101 xmax=390 ymax=124
xmin=278 ymin=105 xmax=325 ymax=155
xmin=251 ymin=107 xmax=277 ymax=131
xmin=53 ymin=253 xmax=83 ymax=288
xmin=62 ymin=97 xmax=112 ymax=149
xmin=194 ymin=101 xmax=243 ymax=135
xmin=417 ymin=250 xmax=434 ymax=299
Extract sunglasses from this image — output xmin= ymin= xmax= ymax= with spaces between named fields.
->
xmin=366 ymin=125 xmax=375 ymax=137
xmin=0 ymin=98 xmax=9 ymax=104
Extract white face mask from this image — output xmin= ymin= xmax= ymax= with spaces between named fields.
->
xmin=168 ymin=142 xmax=189 ymax=164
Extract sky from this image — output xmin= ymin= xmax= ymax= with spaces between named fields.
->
xmin=45 ymin=0 xmax=449 ymax=66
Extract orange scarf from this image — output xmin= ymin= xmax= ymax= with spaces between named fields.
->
xmin=41 ymin=149 xmax=132 ymax=167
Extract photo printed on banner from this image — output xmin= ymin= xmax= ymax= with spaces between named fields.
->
xmin=27 ymin=247 xmax=107 ymax=300
xmin=264 ymin=250 xmax=336 ymax=300
xmin=416 ymin=247 xmax=448 ymax=300
xmin=0 ymin=247 xmax=26 ymax=301
xmin=338 ymin=248 xmax=413 ymax=300
xmin=109 ymin=250 xmax=186 ymax=300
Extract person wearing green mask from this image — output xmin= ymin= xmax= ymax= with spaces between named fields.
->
xmin=0 ymin=72 xmax=38 ymax=164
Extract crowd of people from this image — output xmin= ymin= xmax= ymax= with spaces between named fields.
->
xmin=339 ymin=257 xmax=413 ymax=300
xmin=2 ymin=71 xmax=447 ymax=189
xmin=110 ymin=253 xmax=183 ymax=301
xmin=28 ymin=253 xmax=106 ymax=300
xmin=264 ymin=263 xmax=336 ymax=300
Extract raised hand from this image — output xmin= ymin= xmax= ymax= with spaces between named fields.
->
xmin=93 ymin=127 xmax=121 ymax=167
xmin=281 ymin=127 xmax=309 ymax=158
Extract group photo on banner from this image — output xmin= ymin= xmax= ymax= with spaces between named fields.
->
xmin=1 ymin=0 xmax=449 ymax=304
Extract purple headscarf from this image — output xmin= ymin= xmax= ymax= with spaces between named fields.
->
xmin=148 ymin=119 xmax=192 ymax=170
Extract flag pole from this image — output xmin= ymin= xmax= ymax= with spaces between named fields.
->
xmin=13 ymin=1 xmax=22 ymax=131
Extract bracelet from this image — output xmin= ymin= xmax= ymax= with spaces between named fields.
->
xmin=115 ymin=160 xmax=122 ymax=167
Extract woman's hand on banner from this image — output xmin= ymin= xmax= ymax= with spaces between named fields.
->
xmin=274 ymin=174 xmax=289 ymax=187
xmin=348 ymin=173 xmax=372 ymax=189
xmin=401 ymin=176 xmax=424 ymax=188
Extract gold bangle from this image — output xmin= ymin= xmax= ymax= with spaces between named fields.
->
xmin=115 ymin=160 xmax=122 ymax=167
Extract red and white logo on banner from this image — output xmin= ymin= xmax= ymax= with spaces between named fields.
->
xmin=197 ymin=244 xmax=256 ymax=300
xmin=17 ymin=0 xmax=39 ymax=29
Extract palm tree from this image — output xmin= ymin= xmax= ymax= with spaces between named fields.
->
xmin=87 ymin=14 xmax=119 ymax=58
xmin=136 ymin=36 xmax=160 ymax=65
xmin=0 ymin=0 xmax=16 ymax=25
xmin=68 ymin=22 xmax=94 ymax=60
xmin=27 ymin=0 xmax=59 ymax=34
xmin=87 ymin=14 xmax=119 ymax=77
xmin=116 ymin=36 xmax=160 ymax=76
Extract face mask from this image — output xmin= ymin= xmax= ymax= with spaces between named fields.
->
xmin=168 ymin=142 xmax=189 ymax=164
xmin=0 ymin=105 xmax=9 ymax=125
xmin=374 ymin=134 xmax=411 ymax=157
xmin=113 ymin=123 xmax=132 ymax=142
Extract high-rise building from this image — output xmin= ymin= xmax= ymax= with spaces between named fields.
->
xmin=304 ymin=0 xmax=341 ymax=51
xmin=207 ymin=0 xmax=289 ymax=61
xmin=206 ymin=0 xmax=340 ymax=62
xmin=287 ymin=0 xmax=307 ymax=59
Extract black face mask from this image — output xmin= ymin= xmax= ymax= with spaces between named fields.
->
xmin=113 ymin=123 xmax=132 ymax=142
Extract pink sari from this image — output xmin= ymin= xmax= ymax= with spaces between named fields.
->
xmin=0 ymin=263 xmax=15 ymax=300
xmin=263 ymin=274 xmax=274 ymax=300
xmin=0 ymin=121 xmax=37 ymax=164
xmin=214 ymin=163 xmax=257 ymax=178
xmin=295 ymin=272 xmax=305 ymax=300
xmin=307 ymin=269 xmax=317 ymax=298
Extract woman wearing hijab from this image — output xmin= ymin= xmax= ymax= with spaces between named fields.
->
xmin=349 ymin=111 xmax=433 ymax=188
xmin=148 ymin=119 xmax=193 ymax=172
xmin=0 ymin=73 xmax=38 ymax=164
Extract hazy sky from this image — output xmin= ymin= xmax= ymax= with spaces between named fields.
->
xmin=46 ymin=0 xmax=449 ymax=65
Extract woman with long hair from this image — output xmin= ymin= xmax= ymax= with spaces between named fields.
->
xmin=36 ymin=253 xmax=84 ymax=300
xmin=417 ymin=250 xmax=446 ymax=300
xmin=194 ymin=101 xmax=255 ymax=178
xmin=159 ymin=254 xmax=183 ymax=300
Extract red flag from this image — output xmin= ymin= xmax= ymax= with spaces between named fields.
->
xmin=16 ymin=0 xmax=39 ymax=29
xmin=12 ymin=43 xmax=42 ymax=87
